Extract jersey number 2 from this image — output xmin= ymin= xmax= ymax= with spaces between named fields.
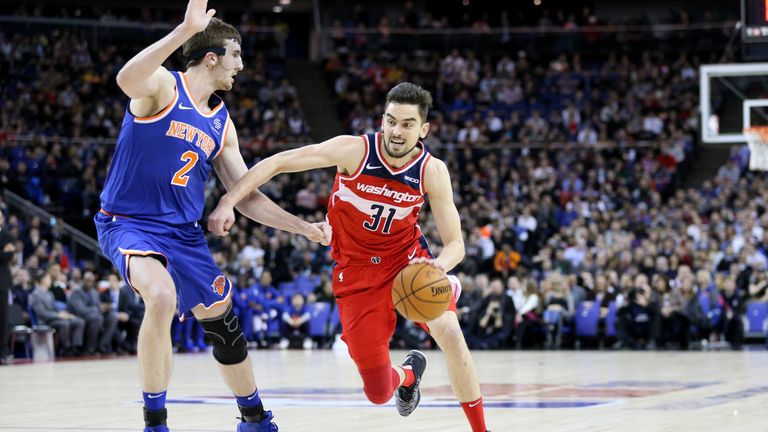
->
xmin=171 ymin=151 xmax=199 ymax=187
xmin=363 ymin=204 xmax=396 ymax=234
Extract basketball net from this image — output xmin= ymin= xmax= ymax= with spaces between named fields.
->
xmin=744 ymin=126 xmax=768 ymax=171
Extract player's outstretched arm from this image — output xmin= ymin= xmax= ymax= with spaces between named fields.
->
xmin=115 ymin=0 xmax=214 ymax=113
xmin=210 ymin=120 xmax=332 ymax=244
xmin=422 ymin=158 xmax=465 ymax=272
xmin=208 ymin=134 xmax=363 ymax=236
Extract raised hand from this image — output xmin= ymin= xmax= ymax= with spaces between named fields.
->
xmin=182 ymin=0 xmax=216 ymax=34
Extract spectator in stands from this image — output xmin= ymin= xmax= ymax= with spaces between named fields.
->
xmin=0 ymin=6 xmax=754 ymax=354
xmin=747 ymin=267 xmax=768 ymax=302
xmin=48 ymin=264 xmax=69 ymax=303
xmin=679 ymin=276 xmax=708 ymax=349
xmin=11 ymin=269 xmax=33 ymax=313
xmin=542 ymin=274 xmax=572 ymax=349
xmin=311 ymin=275 xmax=335 ymax=305
xmin=280 ymin=293 xmax=311 ymax=349
xmin=615 ymin=286 xmax=657 ymax=350
xmin=0 ymin=211 xmax=15 ymax=364
xmin=512 ymin=278 xmax=543 ymax=349
xmin=114 ymin=274 xmax=143 ymax=354
xmin=492 ymin=243 xmax=521 ymax=280
xmin=466 ymin=278 xmax=515 ymax=349
xmin=30 ymin=272 xmax=85 ymax=356
xmin=295 ymin=182 xmax=319 ymax=215
xmin=99 ymin=274 xmax=138 ymax=354
xmin=717 ymin=275 xmax=744 ymax=350
xmin=67 ymin=271 xmax=117 ymax=354
xmin=455 ymin=273 xmax=481 ymax=332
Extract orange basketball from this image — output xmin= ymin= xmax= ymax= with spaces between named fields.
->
xmin=392 ymin=263 xmax=452 ymax=322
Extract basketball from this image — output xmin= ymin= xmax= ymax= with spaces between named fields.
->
xmin=392 ymin=263 xmax=452 ymax=322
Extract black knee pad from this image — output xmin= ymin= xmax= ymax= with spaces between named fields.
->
xmin=198 ymin=302 xmax=247 ymax=365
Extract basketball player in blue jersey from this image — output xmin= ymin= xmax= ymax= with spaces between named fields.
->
xmin=95 ymin=1 xmax=328 ymax=431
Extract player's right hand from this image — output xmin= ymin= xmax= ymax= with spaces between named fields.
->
xmin=182 ymin=0 xmax=216 ymax=34
xmin=303 ymin=222 xmax=331 ymax=246
xmin=208 ymin=201 xmax=235 ymax=236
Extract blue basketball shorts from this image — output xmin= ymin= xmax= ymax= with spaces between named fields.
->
xmin=95 ymin=210 xmax=231 ymax=320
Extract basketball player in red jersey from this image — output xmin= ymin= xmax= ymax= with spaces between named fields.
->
xmin=209 ymin=83 xmax=488 ymax=431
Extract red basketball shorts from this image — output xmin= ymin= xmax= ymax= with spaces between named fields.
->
xmin=332 ymin=247 xmax=458 ymax=371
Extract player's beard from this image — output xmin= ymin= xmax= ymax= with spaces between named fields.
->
xmin=383 ymin=135 xmax=415 ymax=159
xmin=220 ymin=76 xmax=234 ymax=91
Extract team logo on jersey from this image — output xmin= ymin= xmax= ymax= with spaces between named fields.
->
xmin=404 ymin=175 xmax=420 ymax=184
xmin=355 ymin=183 xmax=420 ymax=203
xmin=211 ymin=275 xmax=226 ymax=296
xmin=214 ymin=118 xmax=222 ymax=130
xmin=165 ymin=120 xmax=216 ymax=157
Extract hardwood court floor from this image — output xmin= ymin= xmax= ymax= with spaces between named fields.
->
xmin=2 ymin=349 xmax=768 ymax=431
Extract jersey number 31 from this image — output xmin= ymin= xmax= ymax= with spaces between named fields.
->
xmin=363 ymin=204 xmax=395 ymax=234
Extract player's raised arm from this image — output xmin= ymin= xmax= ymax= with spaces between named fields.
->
xmin=422 ymin=158 xmax=465 ymax=272
xmin=115 ymin=0 xmax=214 ymax=109
xmin=207 ymin=135 xmax=364 ymax=236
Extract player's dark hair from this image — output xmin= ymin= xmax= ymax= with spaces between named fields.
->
xmin=182 ymin=18 xmax=241 ymax=69
xmin=385 ymin=82 xmax=433 ymax=123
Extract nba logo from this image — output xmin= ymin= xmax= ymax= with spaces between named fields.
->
xmin=214 ymin=118 xmax=222 ymax=130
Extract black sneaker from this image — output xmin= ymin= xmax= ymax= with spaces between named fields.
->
xmin=395 ymin=350 xmax=427 ymax=417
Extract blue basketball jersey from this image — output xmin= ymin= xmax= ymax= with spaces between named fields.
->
xmin=100 ymin=71 xmax=229 ymax=224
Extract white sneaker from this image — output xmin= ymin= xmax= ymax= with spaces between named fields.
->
xmin=279 ymin=338 xmax=289 ymax=349
xmin=302 ymin=338 xmax=313 ymax=350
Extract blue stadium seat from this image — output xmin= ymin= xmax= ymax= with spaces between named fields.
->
xmin=574 ymin=301 xmax=600 ymax=338
xmin=293 ymin=275 xmax=316 ymax=296
xmin=278 ymin=282 xmax=297 ymax=296
xmin=330 ymin=303 xmax=341 ymax=333
xmin=308 ymin=302 xmax=331 ymax=338
xmin=743 ymin=302 xmax=768 ymax=338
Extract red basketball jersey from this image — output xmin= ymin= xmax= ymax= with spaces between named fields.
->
xmin=327 ymin=132 xmax=432 ymax=266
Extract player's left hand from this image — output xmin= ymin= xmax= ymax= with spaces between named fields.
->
xmin=208 ymin=201 xmax=236 ymax=236
xmin=181 ymin=0 xmax=216 ymax=35
xmin=409 ymin=257 xmax=447 ymax=272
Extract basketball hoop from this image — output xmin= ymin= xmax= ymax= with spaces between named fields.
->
xmin=744 ymin=126 xmax=768 ymax=171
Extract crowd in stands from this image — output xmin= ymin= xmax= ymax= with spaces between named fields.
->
xmin=0 ymin=27 xmax=311 ymax=217
xmin=3 ymin=2 xmax=768 ymax=362
xmin=2 ymin=199 xmax=338 ymax=358
xmin=325 ymin=47 xmax=705 ymax=149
